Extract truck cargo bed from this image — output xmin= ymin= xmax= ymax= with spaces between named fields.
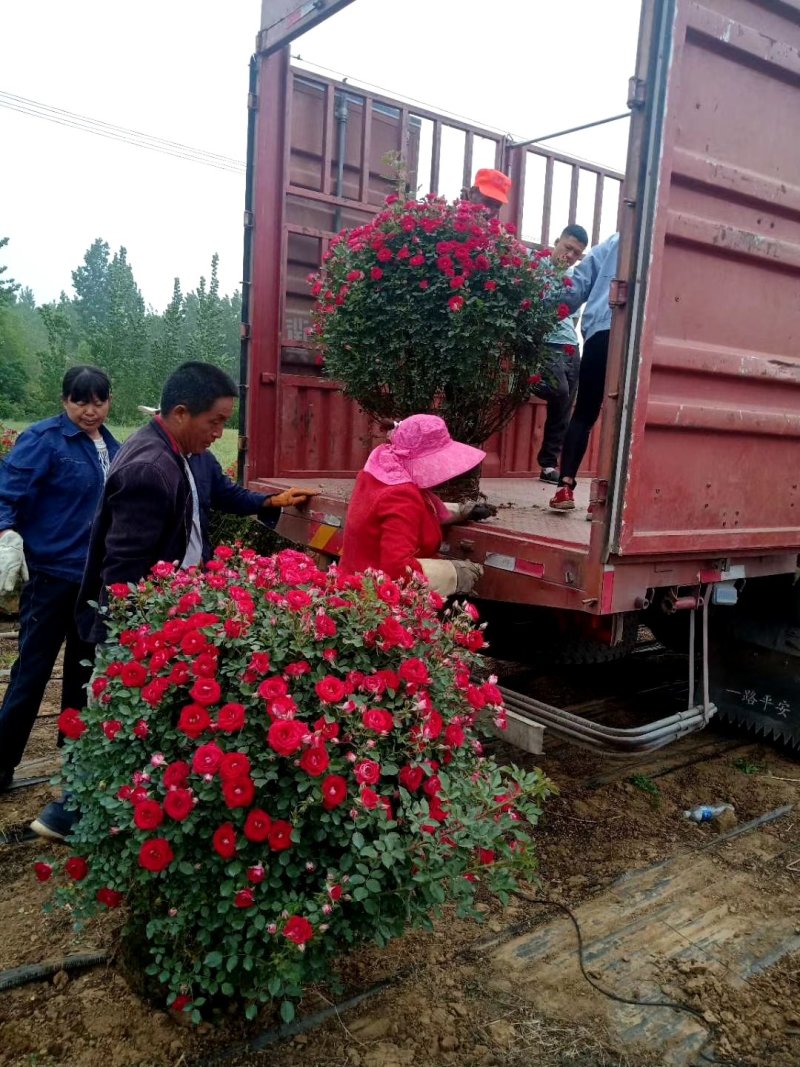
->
xmin=255 ymin=477 xmax=592 ymax=551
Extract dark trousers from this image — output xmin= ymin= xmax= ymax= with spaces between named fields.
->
xmin=559 ymin=330 xmax=611 ymax=484
xmin=0 ymin=570 xmax=94 ymax=772
xmin=536 ymin=344 xmax=580 ymax=470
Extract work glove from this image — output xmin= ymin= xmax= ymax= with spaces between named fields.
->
xmin=417 ymin=558 xmax=483 ymax=597
xmin=458 ymin=499 xmax=497 ymax=522
xmin=453 ymin=559 xmax=484 ymax=594
xmin=269 ymin=487 xmax=319 ymax=508
xmin=0 ymin=531 xmax=29 ymax=594
xmin=439 ymin=499 xmax=496 ymax=524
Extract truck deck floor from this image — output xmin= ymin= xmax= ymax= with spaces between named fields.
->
xmin=261 ymin=477 xmax=592 ymax=550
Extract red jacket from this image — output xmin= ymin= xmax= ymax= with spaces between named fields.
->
xmin=339 ymin=472 xmax=443 ymax=580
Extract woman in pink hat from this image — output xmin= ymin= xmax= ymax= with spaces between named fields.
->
xmin=339 ymin=415 xmax=485 ymax=596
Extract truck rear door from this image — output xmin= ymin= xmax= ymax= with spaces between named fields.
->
xmin=607 ymin=0 xmax=800 ymax=559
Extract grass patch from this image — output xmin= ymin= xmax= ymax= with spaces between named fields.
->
xmin=733 ymin=756 xmax=765 ymax=776
xmin=628 ymin=774 xmax=661 ymax=806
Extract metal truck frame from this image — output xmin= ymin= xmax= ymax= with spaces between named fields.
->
xmin=242 ymin=0 xmax=800 ymax=752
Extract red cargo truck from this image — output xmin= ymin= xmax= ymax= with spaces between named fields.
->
xmin=241 ymin=0 xmax=800 ymax=751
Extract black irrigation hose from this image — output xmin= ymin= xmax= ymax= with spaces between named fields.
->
xmin=7 ymin=775 xmax=51 ymax=791
xmin=0 ymin=952 xmax=110 ymax=992
xmin=0 ymin=828 xmax=36 ymax=846
xmin=510 ymin=890 xmax=709 ymax=1022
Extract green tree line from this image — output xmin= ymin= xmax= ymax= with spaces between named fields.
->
xmin=0 ymin=236 xmax=241 ymax=423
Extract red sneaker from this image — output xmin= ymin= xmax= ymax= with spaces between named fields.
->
xmin=549 ymin=486 xmax=575 ymax=510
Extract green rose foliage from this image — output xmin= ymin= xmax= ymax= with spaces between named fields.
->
xmin=309 ymin=194 xmax=567 ymax=445
xmin=45 ymin=547 xmax=553 ymax=1023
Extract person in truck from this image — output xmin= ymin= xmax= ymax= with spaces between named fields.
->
xmin=339 ymin=414 xmax=485 ymax=597
xmin=461 ymin=168 xmax=511 ymax=218
xmin=30 ymin=361 xmax=317 ymax=841
xmin=535 ymin=223 xmax=589 ymax=484
xmin=549 ymin=231 xmax=620 ymax=512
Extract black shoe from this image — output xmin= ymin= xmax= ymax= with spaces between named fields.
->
xmin=0 ymin=768 xmax=13 ymax=793
xmin=539 ymin=468 xmax=559 ymax=484
xmin=30 ymin=799 xmax=79 ymax=842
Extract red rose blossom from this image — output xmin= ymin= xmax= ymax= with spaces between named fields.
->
xmin=283 ymin=915 xmax=313 ymax=945
xmin=65 ymin=855 xmax=89 ymax=881
xmin=163 ymin=761 xmax=191 ymax=788
xmin=315 ymin=676 xmax=347 ymax=704
xmin=243 ymin=808 xmax=272 ymax=843
xmin=34 ymin=862 xmax=53 ymax=882
xmin=362 ymin=708 xmax=394 ymax=735
xmin=444 ymin=723 xmax=466 ymax=749
xmin=120 ymin=661 xmax=148 ymax=688
xmin=212 ymin=822 xmax=237 ymax=859
xmin=192 ymin=742 xmax=223 ymax=776
xmin=354 ymin=760 xmax=381 ymax=785
xmin=190 ymin=678 xmax=221 ymax=707
xmin=222 ymin=776 xmax=256 ymax=809
xmin=398 ymin=764 xmax=424 ymax=792
xmin=258 ymin=676 xmax=288 ymax=701
xmin=177 ymin=703 xmax=212 ymax=740
xmin=133 ymin=799 xmax=164 ymax=831
xmin=247 ymin=864 xmax=266 ymax=884
xmin=234 ymin=887 xmax=256 ymax=909
xmin=58 ymin=708 xmax=86 ymax=740
xmin=299 ymin=744 xmax=330 ymax=778
xmin=219 ymin=752 xmax=251 ymax=782
xmin=321 ymin=774 xmax=347 ymax=810
xmin=164 ymin=788 xmax=194 ymax=821
xmin=267 ymin=718 xmax=308 ymax=757
xmin=268 ymin=819 xmax=293 ymax=851
xmin=138 ymin=838 xmax=174 ymax=873
xmin=102 ymin=719 xmax=122 ymax=741
xmin=96 ymin=887 xmax=124 ymax=908
xmin=216 ymin=702 xmax=246 ymax=732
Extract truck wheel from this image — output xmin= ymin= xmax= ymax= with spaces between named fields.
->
xmin=547 ymin=613 xmax=640 ymax=665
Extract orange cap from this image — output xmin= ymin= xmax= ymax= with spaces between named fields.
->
xmin=474 ymin=168 xmax=512 ymax=204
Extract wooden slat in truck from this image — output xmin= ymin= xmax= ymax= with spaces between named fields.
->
xmin=242 ymin=0 xmax=800 ymax=748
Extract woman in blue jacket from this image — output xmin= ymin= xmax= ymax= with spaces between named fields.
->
xmin=0 ymin=365 xmax=119 ymax=791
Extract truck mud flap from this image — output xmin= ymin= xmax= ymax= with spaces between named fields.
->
xmin=711 ymin=641 xmax=800 ymax=751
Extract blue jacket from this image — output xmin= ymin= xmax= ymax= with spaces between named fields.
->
xmin=562 ymin=233 xmax=619 ymax=342
xmin=77 ymin=419 xmax=279 ymax=642
xmin=0 ymin=413 xmax=120 ymax=582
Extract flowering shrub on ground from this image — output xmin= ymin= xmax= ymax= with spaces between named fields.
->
xmin=0 ymin=424 xmax=18 ymax=461
xmin=41 ymin=547 xmax=553 ymax=1023
xmin=309 ymin=194 xmax=568 ymax=446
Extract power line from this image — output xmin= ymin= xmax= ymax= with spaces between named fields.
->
xmin=0 ymin=90 xmax=246 ymax=173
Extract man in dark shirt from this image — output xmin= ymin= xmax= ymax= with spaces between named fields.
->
xmin=32 ymin=361 xmax=315 ymax=840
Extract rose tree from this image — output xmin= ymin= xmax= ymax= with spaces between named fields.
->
xmin=309 ymin=195 xmax=569 ymax=446
xmin=43 ymin=547 xmax=553 ymax=1023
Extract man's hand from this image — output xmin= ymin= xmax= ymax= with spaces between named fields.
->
xmin=270 ymin=487 xmax=319 ymax=509
xmin=0 ymin=530 xmax=29 ymax=593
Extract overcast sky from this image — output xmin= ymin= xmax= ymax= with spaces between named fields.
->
xmin=0 ymin=0 xmax=641 ymax=311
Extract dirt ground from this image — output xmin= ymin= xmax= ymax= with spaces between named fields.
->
xmin=2 ymin=633 xmax=800 ymax=1067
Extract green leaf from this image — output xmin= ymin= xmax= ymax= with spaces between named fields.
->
xmin=204 ymin=951 xmax=223 ymax=968
xmin=352 ymin=831 xmax=365 ymax=850
xmin=280 ymin=1000 xmax=296 ymax=1024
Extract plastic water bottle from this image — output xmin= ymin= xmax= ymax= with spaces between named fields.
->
xmin=683 ymin=804 xmax=734 ymax=823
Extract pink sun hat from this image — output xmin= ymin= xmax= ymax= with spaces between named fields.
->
xmin=364 ymin=414 xmax=486 ymax=489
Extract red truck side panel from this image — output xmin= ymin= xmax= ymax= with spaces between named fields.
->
xmin=608 ymin=0 xmax=800 ymax=558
